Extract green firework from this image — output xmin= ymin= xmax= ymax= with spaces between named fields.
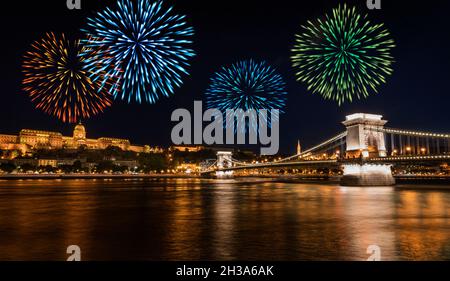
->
xmin=291 ymin=4 xmax=395 ymax=105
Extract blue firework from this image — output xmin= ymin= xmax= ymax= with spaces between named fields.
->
xmin=205 ymin=60 xmax=287 ymax=131
xmin=81 ymin=0 xmax=195 ymax=103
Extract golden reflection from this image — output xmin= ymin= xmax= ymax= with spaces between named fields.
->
xmin=395 ymin=190 xmax=450 ymax=260
xmin=212 ymin=184 xmax=236 ymax=259
xmin=163 ymin=183 xmax=205 ymax=260
xmin=0 ymin=179 xmax=449 ymax=261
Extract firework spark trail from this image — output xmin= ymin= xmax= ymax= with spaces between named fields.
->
xmin=291 ymin=4 xmax=395 ymax=105
xmin=205 ymin=60 xmax=287 ymax=132
xmin=82 ymin=0 xmax=195 ymax=104
xmin=22 ymin=32 xmax=113 ymax=123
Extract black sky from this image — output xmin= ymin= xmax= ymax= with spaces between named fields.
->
xmin=0 ymin=0 xmax=449 ymax=154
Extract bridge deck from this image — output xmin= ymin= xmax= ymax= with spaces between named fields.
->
xmin=203 ymin=155 xmax=450 ymax=174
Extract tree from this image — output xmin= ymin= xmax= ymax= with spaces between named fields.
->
xmin=60 ymin=165 xmax=74 ymax=174
xmin=113 ymin=165 xmax=128 ymax=173
xmin=95 ymin=160 xmax=115 ymax=173
xmin=20 ymin=163 xmax=36 ymax=172
xmin=104 ymin=146 xmax=123 ymax=158
xmin=172 ymin=149 xmax=216 ymax=165
xmin=138 ymin=153 xmax=167 ymax=172
xmin=39 ymin=165 xmax=56 ymax=173
xmin=73 ymin=160 xmax=82 ymax=171
xmin=0 ymin=163 xmax=16 ymax=173
xmin=78 ymin=145 xmax=88 ymax=153
xmin=84 ymin=150 xmax=104 ymax=163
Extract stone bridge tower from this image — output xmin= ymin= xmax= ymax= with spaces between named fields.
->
xmin=216 ymin=151 xmax=233 ymax=169
xmin=342 ymin=113 xmax=388 ymax=159
xmin=341 ymin=113 xmax=394 ymax=186
xmin=216 ymin=151 xmax=233 ymax=178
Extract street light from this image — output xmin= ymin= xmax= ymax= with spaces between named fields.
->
xmin=335 ymin=150 xmax=341 ymax=159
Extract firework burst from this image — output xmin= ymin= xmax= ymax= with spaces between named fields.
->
xmin=291 ymin=4 xmax=395 ymax=104
xmin=82 ymin=0 xmax=195 ymax=103
xmin=205 ymin=60 xmax=287 ymax=131
xmin=22 ymin=32 xmax=113 ymax=123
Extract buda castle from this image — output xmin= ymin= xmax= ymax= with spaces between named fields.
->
xmin=0 ymin=123 xmax=162 ymax=156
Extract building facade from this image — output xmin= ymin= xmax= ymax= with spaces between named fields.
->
xmin=0 ymin=123 xmax=163 ymax=158
xmin=169 ymin=145 xmax=205 ymax=152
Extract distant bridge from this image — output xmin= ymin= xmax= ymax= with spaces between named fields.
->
xmin=201 ymin=113 xmax=450 ymax=186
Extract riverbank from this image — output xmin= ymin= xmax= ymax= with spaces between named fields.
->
xmin=238 ymin=174 xmax=450 ymax=186
xmin=1 ymin=173 xmax=450 ymax=187
xmin=0 ymin=173 xmax=197 ymax=180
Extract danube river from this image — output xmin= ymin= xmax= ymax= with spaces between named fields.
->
xmin=0 ymin=178 xmax=449 ymax=261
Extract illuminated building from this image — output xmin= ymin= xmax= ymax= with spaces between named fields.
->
xmin=0 ymin=123 xmax=163 ymax=157
xmin=169 ymin=145 xmax=204 ymax=152
xmin=176 ymin=163 xmax=200 ymax=174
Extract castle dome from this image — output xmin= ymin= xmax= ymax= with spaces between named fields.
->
xmin=73 ymin=122 xmax=86 ymax=140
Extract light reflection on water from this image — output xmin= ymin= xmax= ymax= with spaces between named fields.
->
xmin=0 ymin=178 xmax=449 ymax=261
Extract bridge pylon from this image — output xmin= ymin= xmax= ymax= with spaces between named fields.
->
xmin=216 ymin=151 xmax=234 ymax=178
xmin=342 ymin=113 xmax=388 ymax=159
xmin=341 ymin=113 xmax=394 ymax=186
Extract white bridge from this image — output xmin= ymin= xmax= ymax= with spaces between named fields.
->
xmin=201 ymin=113 xmax=450 ymax=186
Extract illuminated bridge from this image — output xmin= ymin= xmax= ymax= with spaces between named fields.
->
xmin=201 ymin=113 xmax=450 ymax=186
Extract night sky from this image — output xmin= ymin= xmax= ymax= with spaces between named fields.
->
xmin=1 ymin=0 xmax=449 ymax=154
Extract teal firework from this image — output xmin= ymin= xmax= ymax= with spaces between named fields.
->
xmin=82 ymin=0 xmax=195 ymax=103
xmin=205 ymin=60 xmax=287 ymax=131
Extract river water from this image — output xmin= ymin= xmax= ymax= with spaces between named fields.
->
xmin=0 ymin=178 xmax=448 ymax=261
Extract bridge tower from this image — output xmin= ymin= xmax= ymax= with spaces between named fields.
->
xmin=216 ymin=151 xmax=233 ymax=178
xmin=341 ymin=113 xmax=395 ymax=186
xmin=342 ymin=113 xmax=388 ymax=159
xmin=217 ymin=151 xmax=232 ymax=169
